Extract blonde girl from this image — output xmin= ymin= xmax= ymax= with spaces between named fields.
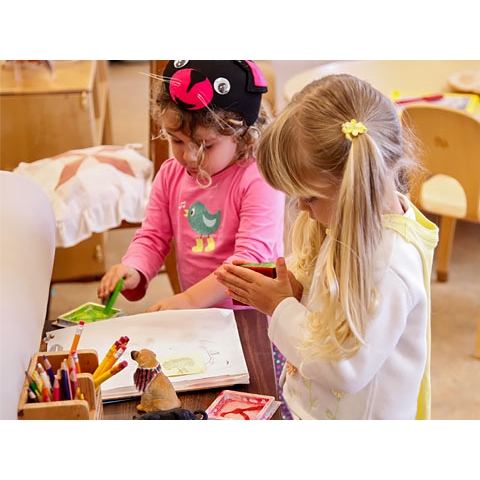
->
xmin=215 ymin=73 xmax=438 ymax=419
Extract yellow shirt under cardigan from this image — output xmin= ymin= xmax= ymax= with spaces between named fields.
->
xmin=270 ymin=194 xmax=439 ymax=420
xmin=383 ymin=199 xmax=439 ymax=420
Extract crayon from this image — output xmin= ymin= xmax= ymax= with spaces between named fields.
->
xmin=60 ymin=360 xmax=72 ymax=400
xmin=52 ymin=377 xmax=60 ymax=401
xmin=68 ymin=354 xmax=76 ymax=374
xmin=69 ymin=367 xmax=78 ymax=397
xmin=28 ymin=387 xmax=39 ymax=403
xmin=42 ymin=385 xmax=51 ymax=402
xmin=37 ymin=363 xmax=52 ymax=392
xmin=31 ymin=370 xmax=44 ymax=394
xmin=25 ymin=371 xmax=41 ymax=399
xmin=42 ymin=355 xmax=56 ymax=386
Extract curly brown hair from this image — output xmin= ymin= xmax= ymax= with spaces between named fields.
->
xmin=150 ymin=77 xmax=273 ymax=187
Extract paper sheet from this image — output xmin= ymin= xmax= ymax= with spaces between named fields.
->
xmin=47 ymin=308 xmax=249 ymax=400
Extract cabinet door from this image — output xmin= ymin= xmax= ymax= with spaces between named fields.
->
xmin=1 ymin=92 xmax=96 ymax=170
xmin=52 ymin=232 xmax=106 ymax=282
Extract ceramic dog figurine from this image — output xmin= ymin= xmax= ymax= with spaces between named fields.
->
xmin=133 ymin=408 xmax=208 ymax=420
xmin=131 ymin=349 xmax=181 ymax=412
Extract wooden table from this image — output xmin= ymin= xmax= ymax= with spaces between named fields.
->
xmin=284 ymin=60 xmax=480 ymax=118
xmin=43 ymin=308 xmax=281 ymax=420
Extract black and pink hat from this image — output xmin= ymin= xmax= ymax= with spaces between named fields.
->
xmin=163 ymin=60 xmax=268 ymax=126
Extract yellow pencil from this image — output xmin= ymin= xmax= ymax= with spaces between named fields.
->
xmin=93 ymin=340 xmax=122 ymax=379
xmin=94 ymin=360 xmax=128 ymax=389
xmin=100 ymin=345 xmax=127 ymax=376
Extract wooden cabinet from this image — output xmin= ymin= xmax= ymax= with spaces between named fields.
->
xmin=0 ymin=60 xmax=113 ymax=281
xmin=0 ymin=60 xmax=112 ymax=169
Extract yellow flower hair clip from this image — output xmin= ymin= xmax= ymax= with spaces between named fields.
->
xmin=341 ymin=119 xmax=367 ymax=141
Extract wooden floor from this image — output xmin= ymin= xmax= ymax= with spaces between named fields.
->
xmin=48 ymin=61 xmax=480 ymax=420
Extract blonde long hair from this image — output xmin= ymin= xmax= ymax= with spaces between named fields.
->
xmin=257 ymin=74 xmax=417 ymax=361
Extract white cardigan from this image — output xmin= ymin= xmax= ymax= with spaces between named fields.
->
xmin=269 ymin=195 xmax=439 ymax=419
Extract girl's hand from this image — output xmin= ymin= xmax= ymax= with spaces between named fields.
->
xmin=146 ymin=293 xmax=193 ymax=312
xmin=230 ymin=258 xmax=304 ymax=302
xmin=214 ymin=257 xmax=295 ymax=316
xmin=97 ymin=264 xmax=140 ymax=299
xmin=286 ymin=269 xmax=304 ymax=302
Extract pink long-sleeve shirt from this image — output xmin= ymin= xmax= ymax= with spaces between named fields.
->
xmin=122 ymin=157 xmax=285 ymax=309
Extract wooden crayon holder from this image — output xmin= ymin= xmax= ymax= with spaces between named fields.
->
xmin=18 ymin=350 xmax=103 ymax=420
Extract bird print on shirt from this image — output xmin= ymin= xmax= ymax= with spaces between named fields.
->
xmin=185 ymin=201 xmax=221 ymax=252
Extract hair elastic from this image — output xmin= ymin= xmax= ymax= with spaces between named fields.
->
xmin=341 ymin=119 xmax=367 ymax=141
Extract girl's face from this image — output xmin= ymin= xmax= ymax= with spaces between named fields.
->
xmin=297 ymin=183 xmax=338 ymax=227
xmin=167 ymin=126 xmax=238 ymax=177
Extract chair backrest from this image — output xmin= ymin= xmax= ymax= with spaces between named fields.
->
xmin=149 ymin=61 xmax=170 ymax=174
xmin=0 ymin=171 xmax=56 ymax=419
xmin=401 ymin=104 xmax=480 ymax=221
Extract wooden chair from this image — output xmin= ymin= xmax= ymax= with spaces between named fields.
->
xmin=475 ymin=311 xmax=480 ymax=359
xmin=400 ymin=104 xmax=480 ymax=282
xmin=148 ymin=60 xmax=181 ymax=294
xmin=111 ymin=61 xmax=181 ymax=295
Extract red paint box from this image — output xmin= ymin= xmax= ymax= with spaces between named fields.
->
xmin=240 ymin=262 xmax=277 ymax=278
xmin=233 ymin=262 xmax=277 ymax=306
xmin=205 ymin=390 xmax=280 ymax=420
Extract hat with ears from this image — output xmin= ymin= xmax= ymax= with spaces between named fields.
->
xmin=162 ymin=60 xmax=268 ymax=126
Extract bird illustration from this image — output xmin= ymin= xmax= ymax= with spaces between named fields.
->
xmin=185 ymin=202 xmax=221 ymax=252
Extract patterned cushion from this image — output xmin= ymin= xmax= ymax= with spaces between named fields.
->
xmin=14 ymin=145 xmax=153 ymax=248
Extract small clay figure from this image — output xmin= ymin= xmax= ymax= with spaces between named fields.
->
xmin=131 ymin=349 xmax=181 ymax=412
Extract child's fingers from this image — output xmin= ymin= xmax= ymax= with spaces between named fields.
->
xmin=231 ymin=258 xmax=251 ymax=266
xmin=98 ymin=272 xmax=115 ymax=298
xmin=275 ymin=257 xmax=288 ymax=282
xmin=146 ymin=303 xmax=161 ymax=313
xmin=219 ymin=263 xmax=252 ymax=282
xmin=121 ymin=271 xmax=135 ymax=289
